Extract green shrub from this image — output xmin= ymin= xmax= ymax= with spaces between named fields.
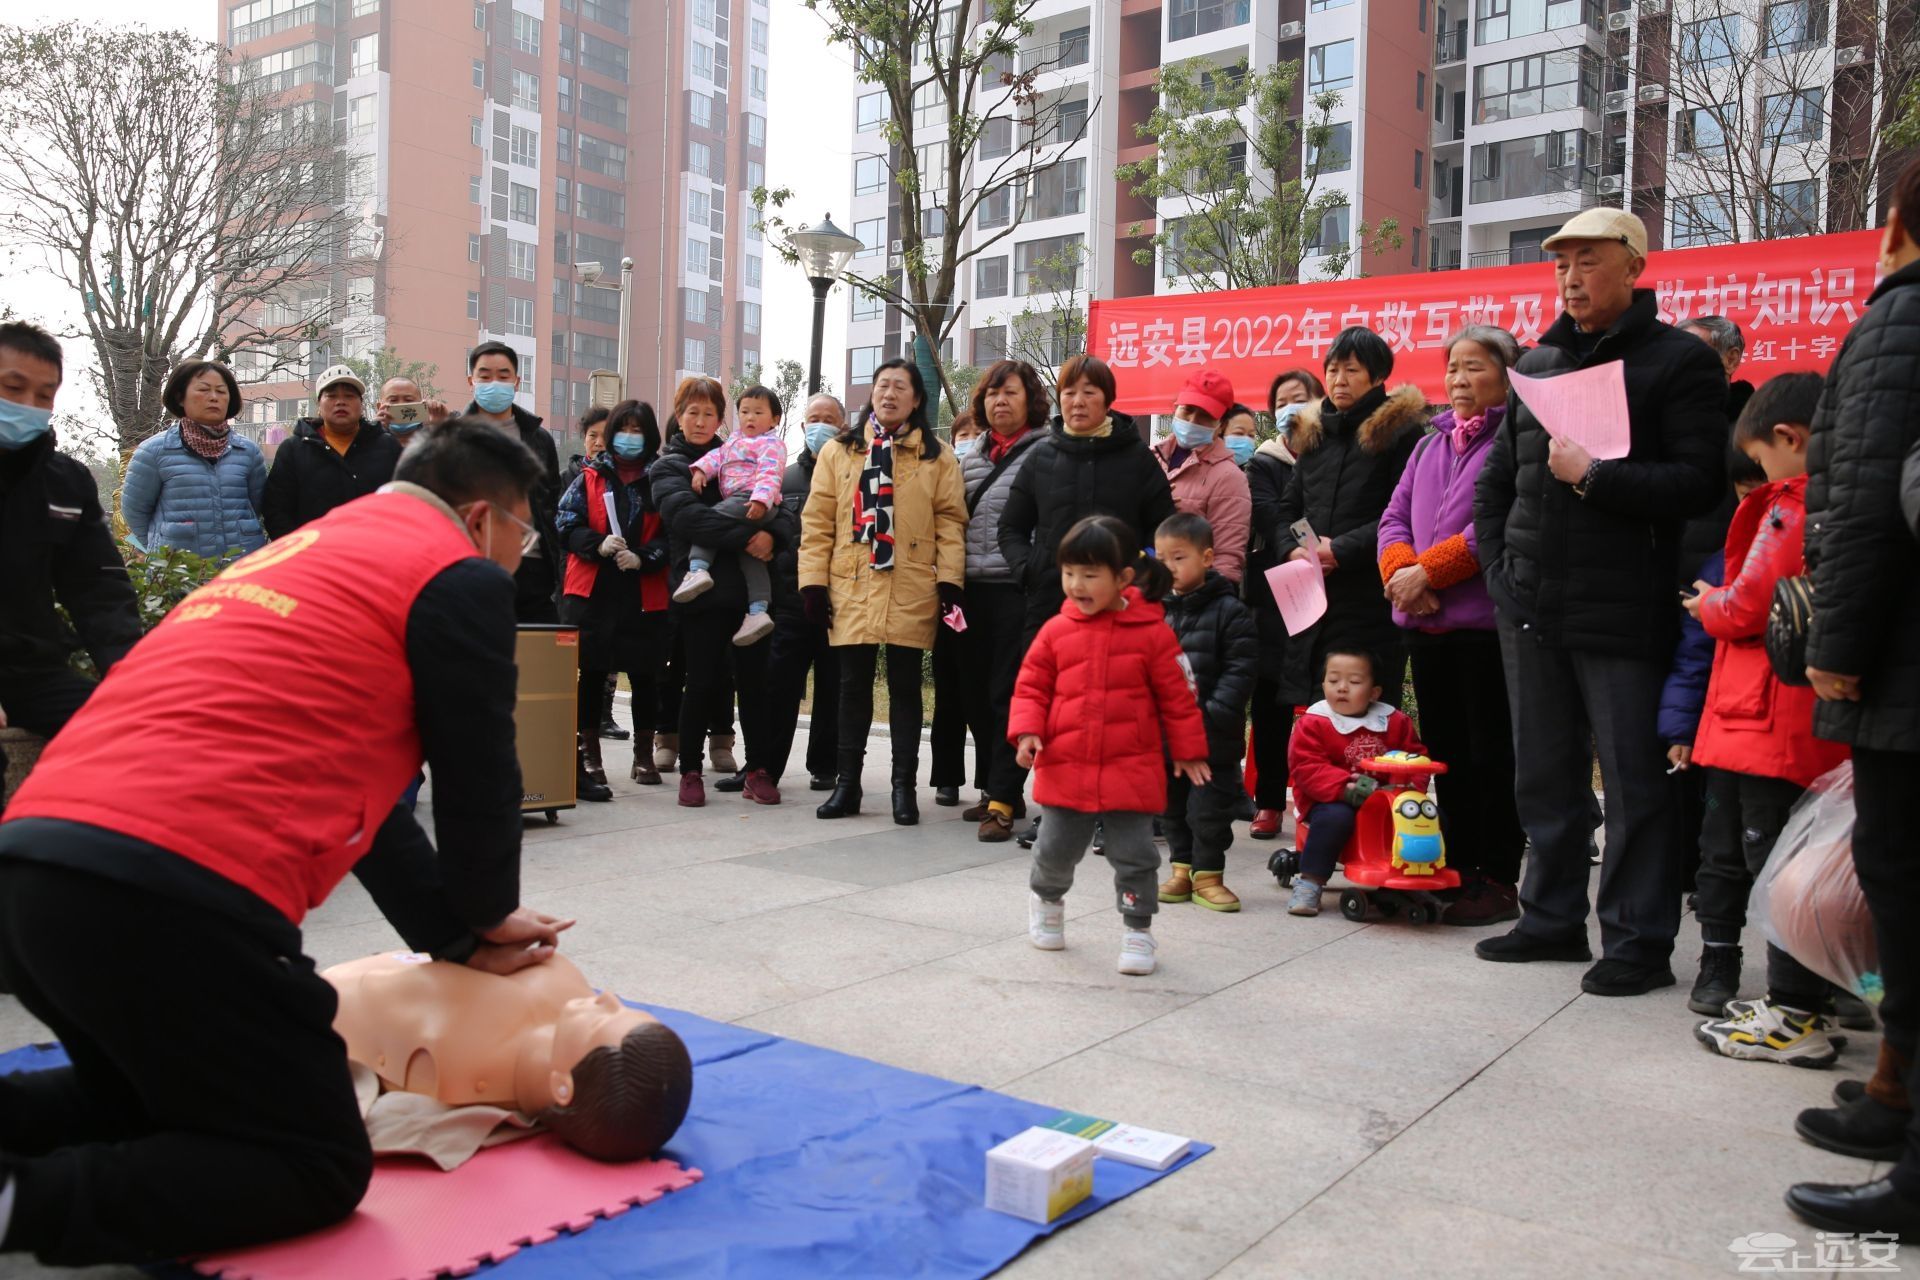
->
xmin=65 ymin=540 xmax=228 ymax=677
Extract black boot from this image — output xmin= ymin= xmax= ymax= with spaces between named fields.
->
xmin=817 ymin=777 xmax=863 ymax=819
xmin=576 ymin=734 xmax=612 ymax=802
xmin=600 ymin=675 xmax=629 ymax=740
xmin=1796 ymin=1095 xmax=1911 ymax=1161
xmin=891 ymin=766 xmax=919 ymax=827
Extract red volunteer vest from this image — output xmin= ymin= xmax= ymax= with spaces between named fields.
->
xmin=5 ymin=490 xmax=484 ymax=924
xmin=562 ymin=465 xmax=669 ymax=612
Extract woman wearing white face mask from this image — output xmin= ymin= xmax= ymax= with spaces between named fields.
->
xmin=1150 ymin=367 xmax=1253 ymax=584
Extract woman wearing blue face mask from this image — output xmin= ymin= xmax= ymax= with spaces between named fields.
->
xmin=1150 ymin=367 xmax=1253 ymax=585
xmin=555 ymin=399 xmax=671 ymax=798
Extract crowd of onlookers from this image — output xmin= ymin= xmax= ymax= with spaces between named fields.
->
xmin=4 ymin=157 xmax=1920 ymax=1239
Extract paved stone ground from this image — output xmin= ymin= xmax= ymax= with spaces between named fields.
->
xmin=0 ymin=723 xmax=1907 ymax=1278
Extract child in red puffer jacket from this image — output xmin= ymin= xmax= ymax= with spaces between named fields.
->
xmin=1010 ymin=515 xmax=1210 ymax=978
xmin=1689 ymin=373 xmax=1851 ymax=1067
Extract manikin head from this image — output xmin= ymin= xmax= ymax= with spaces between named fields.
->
xmin=535 ymin=997 xmax=694 ymax=1163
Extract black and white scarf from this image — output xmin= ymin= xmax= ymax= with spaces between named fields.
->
xmin=852 ymin=424 xmax=897 ymax=571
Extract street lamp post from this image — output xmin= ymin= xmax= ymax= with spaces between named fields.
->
xmin=616 ymin=255 xmax=634 ymax=394
xmin=787 ymin=214 xmax=863 ymax=395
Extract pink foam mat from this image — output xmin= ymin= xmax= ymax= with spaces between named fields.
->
xmin=191 ymin=1136 xmax=702 ymax=1280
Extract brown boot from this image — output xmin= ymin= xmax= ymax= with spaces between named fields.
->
xmin=575 ymin=735 xmax=612 ymax=802
xmin=1868 ymin=1040 xmax=1912 ymax=1110
xmin=1158 ymin=862 xmax=1194 ymax=903
xmin=1191 ymin=870 xmax=1241 ymax=912
xmin=963 ymin=796 xmax=1026 ymax=823
xmin=631 ymin=757 xmax=663 ymax=785
xmin=709 ymin=733 xmax=739 ymax=774
xmin=977 ymin=810 xmax=1015 ymax=843
xmin=582 ymin=734 xmax=611 ymax=788
xmin=652 ymin=732 xmax=678 ymax=772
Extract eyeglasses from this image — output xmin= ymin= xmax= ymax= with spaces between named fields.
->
xmin=461 ymin=501 xmax=537 ymax=551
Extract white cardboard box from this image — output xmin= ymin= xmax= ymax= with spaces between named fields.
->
xmin=984 ymin=1127 xmax=1095 ymax=1225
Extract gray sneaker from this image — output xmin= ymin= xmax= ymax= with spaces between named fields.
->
xmin=1288 ymin=879 xmax=1323 ymax=917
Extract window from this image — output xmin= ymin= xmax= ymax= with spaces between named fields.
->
xmin=849 ymin=346 xmax=882 ymax=384
xmin=1310 ymin=0 xmax=1353 ymax=9
xmin=560 ymin=24 xmax=575 ymax=62
xmin=684 ymin=338 xmax=708 ymax=371
xmin=249 ymin=42 xmax=332 ymax=92
xmin=575 ymin=332 xmax=618 ymax=366
xmin=575 ymin=230 xmax=622 ymax=266
xmin=351 ymin=33 xmax=378 ymax=76
xmin=853 ymin=217 xmax=885 ymax=252
xmin=752 ymin=17 xmax=769 ymax=51
xmin=1763 ymin=0 xmax=1826 ymax=56
xmin=559 ymin=75 xmax=574 ymax=113
xmin=572 ymin=282 xmax=616 ymax=324
xmin=1680 ymin=16 xmax=1741 ymax=71
xmin=582 ymin=0 xmax=629 ymax=33
xmin=973 ymin=325 xmax=1007 ymax=364
xmin=472 ymin=57 xmax=485 ymax=88
xmin=509 ymin=239 xmax=536 ymax=281
xmin=743 ymin=301 xmax=762 ymax=334
xmin=577 ymin=84 xmax=625 ymax=128
xmin=1030 ymin=159 xmax=1085 ymax=219
xmin=856 ymin=91 xmax=886 ymax=131
xmin=1415 ymin=149 xmax=1424 ymax=188
xmin=510 ymin=182 xmax=537 ymax=224
xmin=921 ymin=207 xmax=947 ymax=238
xmin=570 ymin=133 xmax=622 ymax=179
xmin=745 ymin=255 xmax=762 ymax=287
xmin=976 ymin=256 xmax=1008 ymax=298
xmin=689 ymin=91 xmax=712 ymax=129
xmin=510 ymin=125 xmax=538 ymax=167
xmin=512 ymin=11 xmax=541 ymax=54
xmin=1309 ymin=122 xmax=1353 ymax=173
xmin=472 ymin=3 xmax=484 ymax=27
xmin=471 ymin=115 xmax=484 ymax=147
xmin=683 ymin=288 xmax=707 ymax=323
xmin=346 ymin=276 xmax=374 ymax=318
xmin=693 ymin=43 xmax=714 ymax=79
xmin=1307 ymin=206 xmax=1350 ymax=254
xmin=693 ymin=0 xmax=713 ymax=29
xmin=746 ymin=113 xmax=766 ymax=147
xmin=1058 ymin=96 xmax=1090 ymax=143
xmin=512 ymin=69 xmax=540 ymax=110
xmin=1014 ymin=234 xmax=1083 ymax=294
xmin=978 ymin=116 xmax=1013 ymax=161
xmin=468 ymin=233 xmax=482 ymax=262
xmin=1671 ymin=192 xmax=1734 ymax=247
xmin=1169 ymin=0 xmax=1252 ymax=41
xmin=467 ymin=291 xmax=481 ymax=320
xmin=555 ymin=175 xmax=571 ymax=211
xmin=577 ymin=182 xmax=624 ymax=227
xmin=1475 ymin=0 xmax=1597 ymax=44
xmin=579 ymin=32 xmax=627 ymax=80
xmin=1474 ymin=49 xmax=1598 ymax=123
xmin=1763 ymin=88 xmax=1823 ymax=144
xmin=1677 ymin=105 xmax=1731 ymax=155
xmin=747 ymin=160 xmax=764 ymax=189
xmin=229 ymin=0 xmax=332 ymax=45
xmin=350 ymin=95 xmax=377 ymax=138
xmin=469 ymin=174 xmax=482 ymax=203
xmin=1412 ymin=226 xmax=1423 ymax=268
xmin=1469 ymin=129 xmax=1589 ymax=203
xmin=1058 ymin=25 xmax=1090 ymax=66
xmin=855 ymin=156 xmax=885 ymax=194
xmin=557 ymin=126 xmax=574 ymax=163
xmin=688 ymin=140 xmax=711 ymax=175
xmin=977 ymin=187 xmax=1011 ymax=229
xmin=1766 ymin=179 xmax=1820 ymax=236
xmin=750 ymin=66 xmax=767 ymax=100
xmin=687 ymin=237 xmax=709 ymax=275
xmin=1416 ymin=71 xmax=1426 ymax=110
xmin=506 ymin=296 xmax=534 ymax=336
xmin=688 ymin=189 xmax=710 ymax=227
xmin=1309 ymin=41 xmax=1354 ymax=94
xmin=852 ymin=286 xmax=884 ymax=319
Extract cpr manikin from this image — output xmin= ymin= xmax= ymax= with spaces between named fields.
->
xmin=323 ymin=952 xmax=693 ymax=1162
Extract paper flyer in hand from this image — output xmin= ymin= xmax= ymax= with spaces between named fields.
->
xmin=1266 ymin=557 xmax=1329 ymax=636
xmin=1509 ymin=362 xmax=1632 ymax=460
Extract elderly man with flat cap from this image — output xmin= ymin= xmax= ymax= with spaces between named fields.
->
xmin=1472 ymin=208 xmax=1728 ymax=996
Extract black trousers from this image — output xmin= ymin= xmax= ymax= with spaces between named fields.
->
xmin=655 ymin=619 xmax=735 ymax=740
xmin=1164 ymin=763 xmax=1243 ymax=874
xmin=1690 ymin=768 xmax=1825 ymax=1008
xmin=0 ymin=860 xmax=371 ymax=1265
xmin=675 ymin=612 xmax=769 ymax=774
xmin=1248 ymin=676 xmax=1294 ymax=810
xmin=575 ymin=614 xmax=668 ymax=740
xmin=837 ymin=643 xmax=923 ymax=782
xmin=959 ymin=582 xmax=1031 ymax=806
xmin=1408 ymin=629 xmax=1525 ymax=886
xmin=928 ymin=623 xmax=971 ymax=789
xmin=513 ymin=555 xmax=559 ymax=624
xmin=1499 ymin=622 xmax=1680 ymax=966
xmin=763 ymin=614 xmax=840 ymax=783
xmin=1847 ymin=749 xmax=1920 ymax=1195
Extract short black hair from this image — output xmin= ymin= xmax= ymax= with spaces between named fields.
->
xmin=1057 ymin=514 xmax=1173 ymax=602
xmin=1221 ymin=403 xmax=1259 ymax=429
xmin=394 ymin=416 xmax=542 ymax=508
xmin=1733 ymin=371 xmax=1822 ymax=447
xmin=1156 ymin=510 xmax=1214 ymax=551
xmin=162 ymin=360 xmax=242 ymax=421
xmin=579 ymin=406 xmax=612 ymax=430
xmin=1324 ymin=327 xmax=1395 ymax=382
xmin=538 ymin=1021 xmax=694 ymax=1162
xmin=0 ymin=322 xmax=62 ymax=376
xmin=738 ymin=384 xmax=783 ymax=420
xmin=468 ymin=340 xmax=520 ymax=374
xmin=1726 ymin=443 xmax=1767 ymax=488
xmin=1322 ymin=645 xmax=1381 ymax=686
xmin=605 ymin=398 xmax=661 ymax=460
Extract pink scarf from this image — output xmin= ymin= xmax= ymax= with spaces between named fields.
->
xmin=1449 ymin=413 xmax=1487 ymax=456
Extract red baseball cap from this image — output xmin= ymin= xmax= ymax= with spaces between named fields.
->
xmin=1175 ymin=368 xmax=1234 ymax=420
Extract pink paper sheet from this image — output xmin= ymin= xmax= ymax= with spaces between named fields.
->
xmin=1509 ymin=362 xmax=1632 ymax=460
xmin=1265 ymin=557 xmax=1328 ymax=636
xmin=192 ymin=1137 xmax=702 ymax=1280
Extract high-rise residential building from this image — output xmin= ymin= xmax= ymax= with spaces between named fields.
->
xmin=221 ymin=0 xmax=769 ymax=451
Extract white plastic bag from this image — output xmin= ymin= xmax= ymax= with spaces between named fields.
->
xmin=1750 ymin=761 xmax=1882 ymax=1009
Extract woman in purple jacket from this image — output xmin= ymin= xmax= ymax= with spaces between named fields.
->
xmin=1376 ymin=325 xmax=1526 ymax=927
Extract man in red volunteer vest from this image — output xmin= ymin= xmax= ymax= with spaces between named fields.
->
xmin=0 ymin=420 xmax=573 ymax=1265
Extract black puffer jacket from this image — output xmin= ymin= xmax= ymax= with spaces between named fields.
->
xmin=259 ymin=419 xmax=402 ymax=539
xmin=997 ymin=413 xmax=1175 ymax=626
xmin=1805 ymin=258 xmax=1920 ymax=752
xmin=463 ymin=403 xmax=563 ymax=569
xmin=1163 ymin=570 xmax=1260 ymax=766
xmin=1275 ymin=384 xmax=1426 ymax=685
xmin=1243 ymin=439 xmax=1314 ymax=701
xmin=772 ymin=448 xmax=820 ymax=625
xmin=650 ymin=433 xmax=796 ymax=620
xmin=1474 ymin=289 xmax=1728 ymax=661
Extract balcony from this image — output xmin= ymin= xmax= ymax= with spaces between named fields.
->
xmin=1018 ymin=31 xmax=1092 ymax=75
xmin=1435 ymin=26 xmax=1467 ymax=65
xmin=1468 ymin=244 xmax=1550 ymax=268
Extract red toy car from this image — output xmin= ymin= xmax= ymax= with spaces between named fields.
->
xmin=1267 ymin=754 xmax=1458 ymax=924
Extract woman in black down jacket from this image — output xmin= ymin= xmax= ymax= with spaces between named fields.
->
xmin=1786 ymin=157 xmax=1920 ymax=1239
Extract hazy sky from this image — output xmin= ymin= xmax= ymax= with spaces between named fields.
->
xmin=4 ymin=0 xmax=853 ymax=419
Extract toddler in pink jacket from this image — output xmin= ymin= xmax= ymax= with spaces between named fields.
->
xmin=673 ymin=386 xmax=786 ymax=645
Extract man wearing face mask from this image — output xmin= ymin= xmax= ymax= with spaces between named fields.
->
xmin=464 ymin=342 xmax=563 ymax=623
xmin=0 ymin=419 xmax=574 ymax=1265
xmin=260 ymin=365 xmax=404 ymax=540
xmin=0 ymin=324 xmax=141 ymax=754
xmin=376 ymin=377 xmax=450 ymax=447
xmin=760 ymin=394 xmax=846 ymax=791
xmin=1152 ymin=368 xmax=1253 ymax=583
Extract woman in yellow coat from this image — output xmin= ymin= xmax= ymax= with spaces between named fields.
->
xmin=800 ymin=358 xmax=968 ymax=826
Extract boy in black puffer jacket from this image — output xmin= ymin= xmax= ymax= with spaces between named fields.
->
xmin=1154 ymin=513 xmax=1260 ymax=911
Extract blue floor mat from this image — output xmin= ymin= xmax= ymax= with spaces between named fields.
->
xmin=0 ymin=1004 xmax=1208 ymax=1279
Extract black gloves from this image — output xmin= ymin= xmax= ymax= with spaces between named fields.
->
xmin=803 ymin=585 xmax=832 ymax=629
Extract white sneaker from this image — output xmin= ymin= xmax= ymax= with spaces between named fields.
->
xmin=1695 ymin=998 xmax=1843 ymax=1067
xmin=1028 ymin=893 xmax=1065 ymax=950
xmin=1117 ymin=928 xmax=1157 ymax=976
xmin=672 ymin=567 xmax=714 ymax=603
xmin=732 ymin=611 xmax=776 ymax=646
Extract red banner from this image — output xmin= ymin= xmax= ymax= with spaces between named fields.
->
xmin=1088 ymin=230 xmax=1881 ymax=413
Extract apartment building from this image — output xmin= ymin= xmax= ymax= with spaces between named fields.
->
xmin=221 ymin=0 xmax=769 ymax=452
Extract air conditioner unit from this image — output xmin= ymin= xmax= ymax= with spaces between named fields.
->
xmin=1606 ymin=11 xmax=1633 ymax=31
xmin=1278 ymin=20 xmax=1305 ymax=39
xmin=1605 ymin=89 xmax=1630 ymax=112
xmin=1636 ymin=82 xmax=1667 ymax=102
xmin=1638 ymin=0 xmax=1667 ymax=15
xmin=1835 ymin=45 xmax=1866 ymax=67
xmin=1598 ymin=175 xmax=1624 ymax=195
xmin=890 ymin=239 xmax=904 ymax=253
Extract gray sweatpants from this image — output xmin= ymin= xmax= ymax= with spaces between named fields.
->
xmin=1030 ymin=807 xmax=1159 ymax=929
xmin=691 ymin=493 xmax=771 ymax=608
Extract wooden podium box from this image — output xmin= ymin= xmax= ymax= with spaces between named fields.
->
xmin=515 ymin=624 xmax=579 ymax=823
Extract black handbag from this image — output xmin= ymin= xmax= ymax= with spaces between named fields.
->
xmin=1766 ymin=574 xmax=1815 ymax=686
